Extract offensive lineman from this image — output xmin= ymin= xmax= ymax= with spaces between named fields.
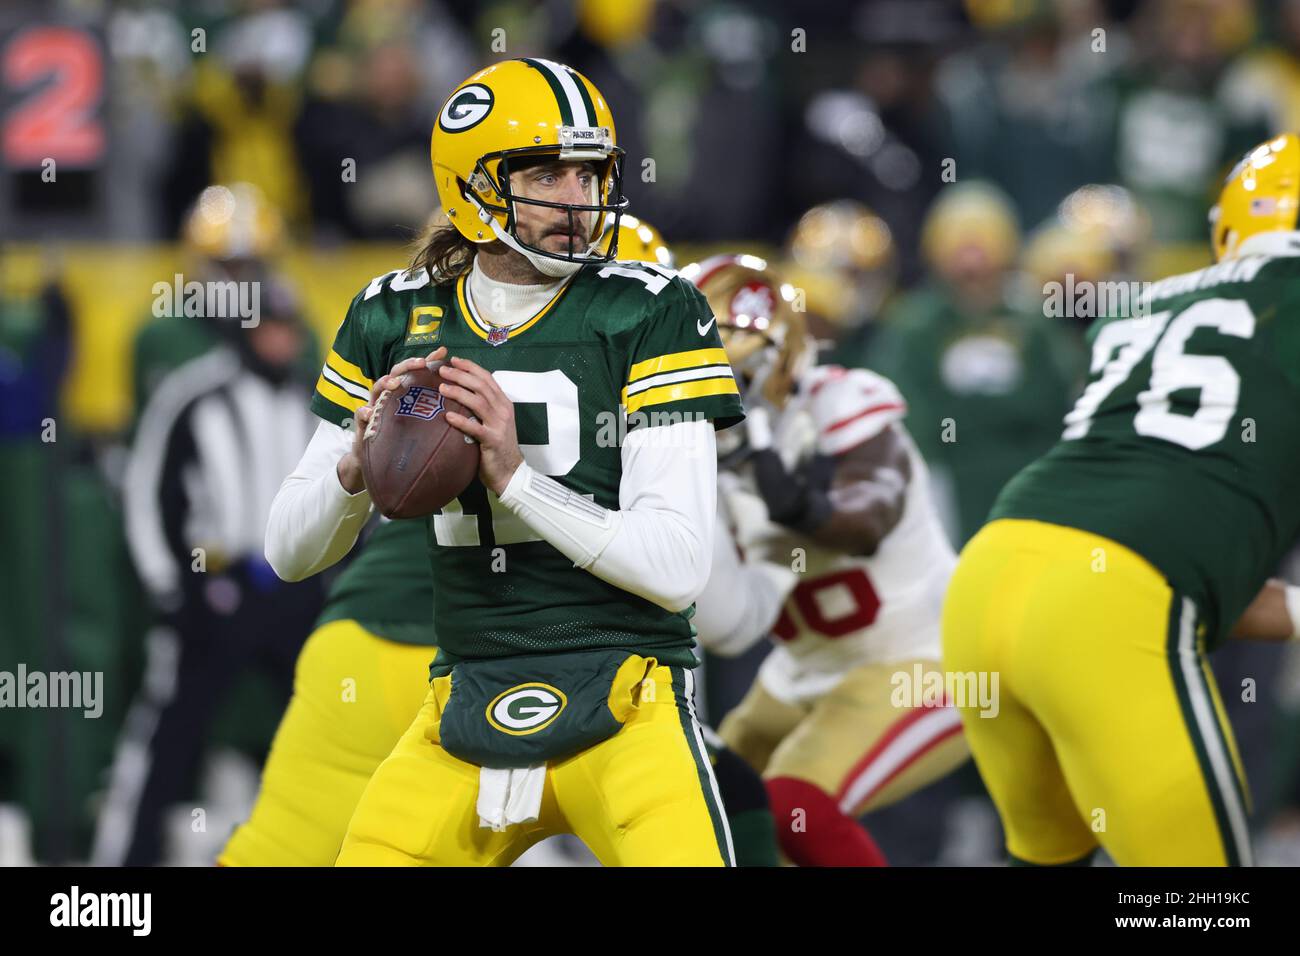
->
xmin=265 ymin=59 xmax=744 ymax=866
xmin=686 ymin=254 xmax=970 ymax=866
xmin=943 ymin=134 xmax=1300 ymax=866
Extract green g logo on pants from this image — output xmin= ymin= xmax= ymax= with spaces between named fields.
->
xmin=486 ymin=684 xmax=567 ymax=736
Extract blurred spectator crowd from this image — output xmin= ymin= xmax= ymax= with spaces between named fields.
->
xmin=0 ymin=0 xmax=1293 ymax=254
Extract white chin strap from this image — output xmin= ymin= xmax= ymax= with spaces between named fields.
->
xmin=474 ymin=196 xmax=600 ymax=279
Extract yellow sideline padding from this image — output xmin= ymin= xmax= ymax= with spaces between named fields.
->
xmin=2 ymin=243 xmax=409 ymax=433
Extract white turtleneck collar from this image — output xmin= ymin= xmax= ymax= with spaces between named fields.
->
xmin=467 ymin=257 xmax=568 ymax=329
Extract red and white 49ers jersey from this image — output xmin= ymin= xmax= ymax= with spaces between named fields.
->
xmin=722 ymin=364 xmax=957 ymax=703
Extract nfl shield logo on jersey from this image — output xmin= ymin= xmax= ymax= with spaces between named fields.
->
xmin=396 ymin=385 xmax=444 ymax=420
xmin=487 ymin=326 xmax=509 ymax=346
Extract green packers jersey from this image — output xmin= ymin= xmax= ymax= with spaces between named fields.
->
xmin=992 ymin=251 xmax=1300 ymax=646
xmin=314 ymin=517 xmax=435 ymax=646
xmin=310 ymin=261 xmax=743 ymax=672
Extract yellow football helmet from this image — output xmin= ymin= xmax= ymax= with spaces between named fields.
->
xmin=1057 ymin=184 xmax=1151 ymax=257
xmin=681 ymin=254 xmax=810 ymax=409
xmin=921 ymin=181 xmax=1020 ymax=275
xmin=431 ymin=58 xmax=627 ymax=266
xmin=183 ymin=183 xmax=284 ymax=262
xmin=1209 ymin=133 xmax=1300 ymax=262
xmin=601 ymin=213 xmax=675 ymax=267
xmin=1022 ymin=223 xmax=1115 ymax=289
xmin=785 ymin=199 xmax=896 ymax=329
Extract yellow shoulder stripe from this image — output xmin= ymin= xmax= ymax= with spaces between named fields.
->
xmin=624 ymin=376 xmax=739 ymax=415
xmin=326 ymin=349 xmax=373 ymax=390
xmin=315 ymin=374 xmax=365 ymax=413
xmin=627 ymin=348 xmax=729 ymax=385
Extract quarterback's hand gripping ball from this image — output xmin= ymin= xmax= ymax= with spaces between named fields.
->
xmin=360 ymin=359 xmax=480 ymax=518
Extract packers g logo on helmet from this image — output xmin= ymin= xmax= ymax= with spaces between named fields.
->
xmin=439 ymin=84 xmax=494 ymax=132
xmin=431 ymin=58 xmax=628 ymax=265
xmin=486 ymin=683 xmax=568 ymax=736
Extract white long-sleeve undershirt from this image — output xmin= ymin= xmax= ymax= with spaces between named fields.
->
xmin=265 ymin=417 xmax=719 ymax=612
xmin=497 ymin=420 xmax=718 ymax=612
xmin=691 ymin=515 xmax=798 ymax=656
xmin=264 ymin=420 xmax=373 ymax=581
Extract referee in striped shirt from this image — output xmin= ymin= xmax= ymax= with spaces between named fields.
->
xmin=94 ymin=280 xmax=327 ymax=866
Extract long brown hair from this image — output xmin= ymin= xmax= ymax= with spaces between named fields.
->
xmin=409 ymin=213 xmax=475 ymax=284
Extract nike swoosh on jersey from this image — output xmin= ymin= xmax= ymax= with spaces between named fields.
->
xmin=696 ymin=317 xmax=717 ymax=335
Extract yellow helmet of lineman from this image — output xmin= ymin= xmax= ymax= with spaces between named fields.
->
xmin=1209 ymin=133 xmax=1300 ymax=262
xmin=183 ymin=183 xmax=284 ymax=261
xmin=600 ymin=213 xmax=675 ymax=267
xmin=431 ymin=58 xmax=627 ymax=265
xmin=681 ymin=254 xmax=811 ymax=409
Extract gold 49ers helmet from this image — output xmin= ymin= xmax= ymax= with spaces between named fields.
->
xmin=1209 ymin=133 xmax=1300 ymax=261
xmin=681 ymin=254 xmax=811 ymax=409
xmin=431 ymin=58 xmax=627 ymax=266
xmin=600 ymin=212 xmax=675 ymax=267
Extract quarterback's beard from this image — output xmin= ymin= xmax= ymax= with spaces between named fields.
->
xmin=489 ymin=215 xmax=589 ymax=278
xmin=488 ymin=201 xmax=605 ymax=277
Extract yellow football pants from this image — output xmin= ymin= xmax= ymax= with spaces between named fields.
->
xmin=942 ymin=518 xmax=1252 ymax=866
xmin=219 ymin=620 xmax=435 ymax=866
xmin=336 ymin=665 xmax=734 ymax=866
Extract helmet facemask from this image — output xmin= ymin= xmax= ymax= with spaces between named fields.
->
xmin=462 ymin=142 xmax=628 ymax=272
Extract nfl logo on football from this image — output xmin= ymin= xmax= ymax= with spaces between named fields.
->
xmin=395 ymin=386 xmax=444 ymax=421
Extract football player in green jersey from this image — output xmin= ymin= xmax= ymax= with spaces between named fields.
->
xmin=943 ymin=134 xmax=1300 ymax=866
xmin=265 ymin=59 xmax=745 ymax=866
xmin=222 ymin=215 xmax=778 ymax=866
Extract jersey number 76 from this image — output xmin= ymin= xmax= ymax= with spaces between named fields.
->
xmin=1062 ymin=298 xmax=1255 ymax=451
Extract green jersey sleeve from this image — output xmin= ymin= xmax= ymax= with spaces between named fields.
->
xmin=309 ymin=273 xmax=404 ymax=427
xmin=620 ymin=275 xmax=745 ymax=430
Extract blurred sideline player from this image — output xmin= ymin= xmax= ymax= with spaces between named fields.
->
xmin=131 ymin=183 xmax=304 ymax=414
xmin=686 ymin=255 xmax=969 ymax=866
xmin=221 ymin=217 xmax=777 ymax=866
xmin=943 ymin=134 xmax=1300 ymax=866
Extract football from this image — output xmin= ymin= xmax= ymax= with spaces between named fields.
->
xmin=360 ymin=361 xmax=480 ymax=518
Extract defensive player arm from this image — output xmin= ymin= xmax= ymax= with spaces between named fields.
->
xmin=752 ymin=413 xmax=911 ymax=555
xmin=499 ymin=420 xmax=719 ymax=612
xmin=264 ymin=419 xmax=374 ymax=581
xmin=1229 ymin=578 xmax=1300 ymax=641
xmin=692 ymin=518 xmax=798 ymax=657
